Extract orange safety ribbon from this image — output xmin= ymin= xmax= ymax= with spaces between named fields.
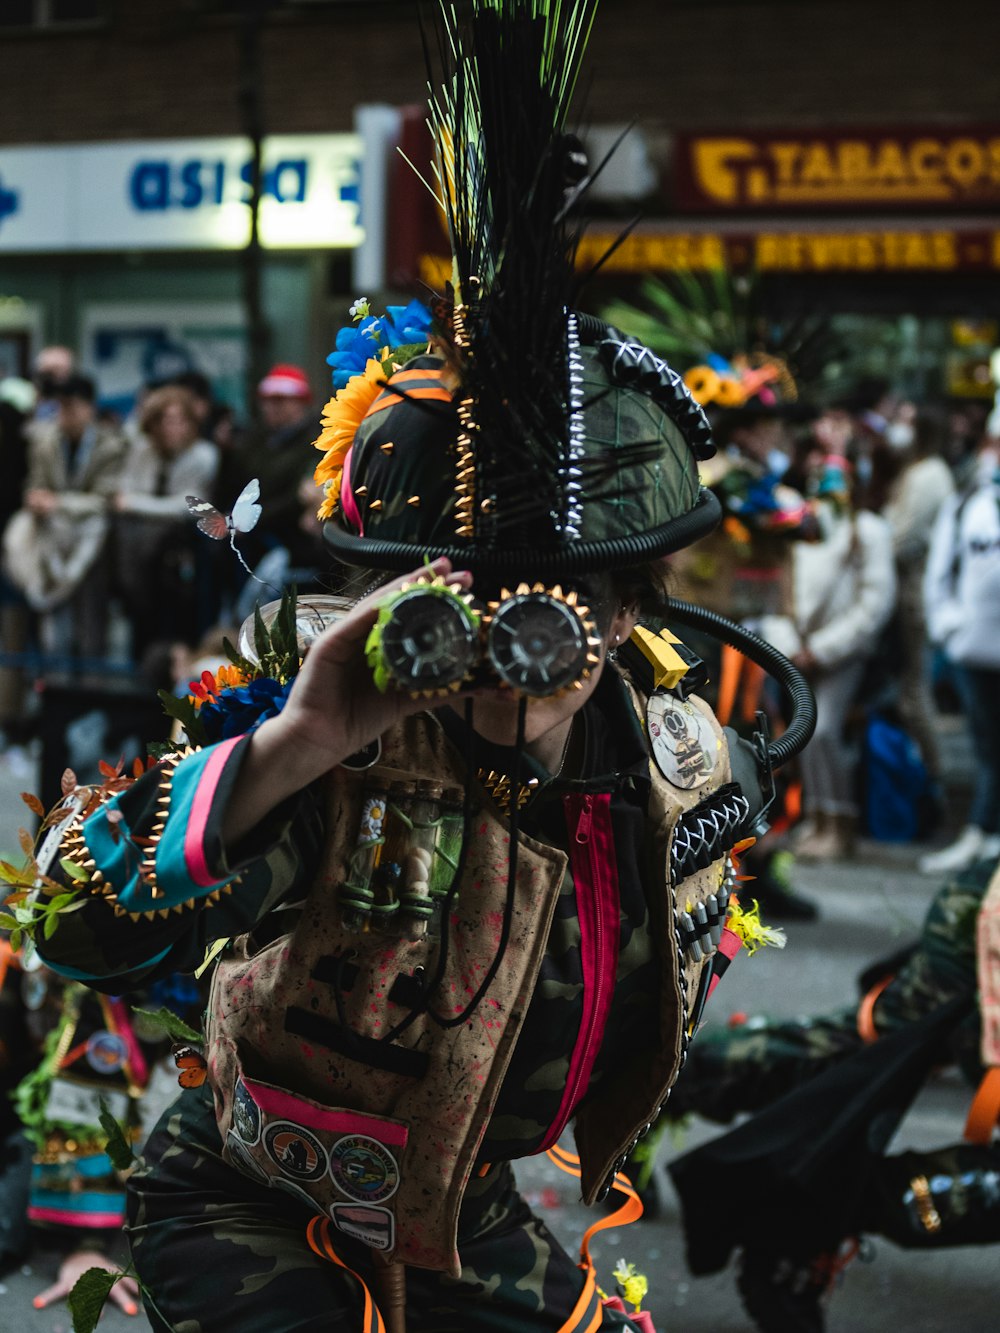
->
xmin=305 ymin=1215 xmax=387 ymax=1333
xmin=0 ymin=938 xmax=20 ymax=994
xmin=546 ymin=1144 xmax=645 ymax=1333
xmin=856 ymin=973 xmax=894 ymax=1044
xmin=716 ymin=644 xmax=767 ymax=728
xmin=964 ymin=1067 xmax=1000 ymax=1146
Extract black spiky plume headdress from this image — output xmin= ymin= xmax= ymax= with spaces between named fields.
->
xmin=324 ymin=0 xmax=721 ymax=578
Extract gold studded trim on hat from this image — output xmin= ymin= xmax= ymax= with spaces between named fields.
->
xmin=57 ymin=747 xmax=241 ymax=922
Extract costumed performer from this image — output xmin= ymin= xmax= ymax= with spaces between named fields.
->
xmin=20 ymin=3 xmax=815 ymax=1329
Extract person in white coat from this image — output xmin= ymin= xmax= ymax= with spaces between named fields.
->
xmin=112 ymin=384 xmax=219 ymax=656
xmin=920 ymin=436 xmax=1000 ymax=873
xmin=760 ymin=454 xmax=897 ymax=859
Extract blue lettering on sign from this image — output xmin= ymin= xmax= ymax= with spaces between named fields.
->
xmin=129 ymin=157 xmax=313 ymax=212
xmin=178 ymin=160 xmax=205 ymax=209
xmin=130 ymin=161 xmax=170 ymax=211
xmin=240 ymin=159 xmax=308 ymax=204
xmin=0 ymin=173 xmax=20 ymax=230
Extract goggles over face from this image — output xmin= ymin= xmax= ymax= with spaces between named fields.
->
xmin=366 ymin=575 xmax=603 ymax=700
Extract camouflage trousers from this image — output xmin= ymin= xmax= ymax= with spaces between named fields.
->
xmin=630 ymin=861 xmax=999 ymax=1252
xmin=126 ymin=1085 xmax=641 ymax=1333
xmin=656 ymin=859 xmax=991 ymax=1135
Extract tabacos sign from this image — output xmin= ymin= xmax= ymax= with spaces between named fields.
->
xmin=675 ymin=128 xmax=1000 ymax=212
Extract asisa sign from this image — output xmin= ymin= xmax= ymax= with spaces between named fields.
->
xmin=0 ymin=135 xmax=363 ymax=252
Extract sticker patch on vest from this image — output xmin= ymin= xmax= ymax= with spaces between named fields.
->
xmin=263 ymin=1121 xmax=328 ymax=1182
xmin=330 ymin=1134 xmax=400 ymax=1203
xmin=226 ymin=1132 xmax=269 ymax=1184
xmin=330 ymin=1204 xmax=395 ymax=1252
xmin=647 ymin=694 xmax=716 ymax=790
xmin=231 ymin=1078 xmax=262 ymax=1145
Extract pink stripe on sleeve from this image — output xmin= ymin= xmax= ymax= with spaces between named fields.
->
xmin=184 ymin=736 xmax=244 ymax=888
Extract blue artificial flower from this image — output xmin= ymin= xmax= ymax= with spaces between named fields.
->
xmin=325 ymin=301 xmax=433 ymax=390
xmin=197 ymin=676 xmax=293 ymax=743
xmin=383 ymin=299 xmax=433 ymax=348
xmin=326 ymin=316 xmax=385 ymax=390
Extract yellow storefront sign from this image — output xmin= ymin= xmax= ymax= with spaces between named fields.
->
xmin=419 ymin=228 xmax=1000 ymax=280
xmin=686 ymin=133 xmax=1000 ymax=208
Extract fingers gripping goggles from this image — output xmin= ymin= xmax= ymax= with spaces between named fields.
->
xmin=365 ymin=575 xmax=604 ymax=699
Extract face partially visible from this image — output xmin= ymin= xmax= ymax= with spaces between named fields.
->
xmin=260 ymin=395 xmax=309 ymax=432
xmin=57 ymin=394 xmax=95 ymax=441
xmin=153 ymin=402 xmax=197 ymax=455
xmin=460 ymin=597 xmax=638 ymax=751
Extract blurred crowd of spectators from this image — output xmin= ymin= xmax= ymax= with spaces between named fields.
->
xmin=0 ymin=345 xmax=328 ymax=749
xmin=674 ymin=377 xmax=1000 ymax=877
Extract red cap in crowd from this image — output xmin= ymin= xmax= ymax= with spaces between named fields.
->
xmin=257 ymin=364 xmax=311 ymax=399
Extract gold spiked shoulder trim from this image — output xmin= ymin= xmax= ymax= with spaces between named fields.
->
xmin=477 ymin=769 xmax=541 ymax=811
xmin=57 ymin=747 xmax=242 ymax=923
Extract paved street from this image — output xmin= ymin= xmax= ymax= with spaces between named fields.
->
xmin=0 ymin=722 xmax=994 ymax=1332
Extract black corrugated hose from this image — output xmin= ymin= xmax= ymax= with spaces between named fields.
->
xmin=666 ymin=599 xmax=817 ymax=769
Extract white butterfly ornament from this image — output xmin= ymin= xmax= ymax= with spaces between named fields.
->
xmin=186 ymin=478 xmax=263 ymax=579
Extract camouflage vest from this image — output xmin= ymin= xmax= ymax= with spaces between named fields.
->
xmin=205 ymin=687 xmax=731 ymax=1276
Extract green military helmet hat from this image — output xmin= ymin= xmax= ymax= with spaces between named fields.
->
xmin=321 ymin=312 xmax=721 ymax=580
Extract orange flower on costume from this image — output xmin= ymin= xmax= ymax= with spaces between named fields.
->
xmin=312 ymin=357 xmax=387 ymax=516
xmin=188 ymin=664 xmax=249 ymax=710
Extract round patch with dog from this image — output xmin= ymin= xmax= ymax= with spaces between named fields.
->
xmin=646 ymin=694 xmax=716 ymax=790
xmin=263 ymin=1121 xmax=327 ymax=1183
xmin=330 ymin=1134 xmax=400 ymax=1204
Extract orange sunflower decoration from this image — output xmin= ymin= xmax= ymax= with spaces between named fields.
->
xmin=313 ymin=355 xmax=388 ymax=519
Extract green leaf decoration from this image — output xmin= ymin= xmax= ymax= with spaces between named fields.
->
xmin=68 ymin=1265 xmax=122 ymax=1333
xmin=132 ymin=1007 xmax=202 ymax=1044
xmin=253 ymin=601 xmax=270 ymax=664
xmin=147 ymin=739 xmax=181 ymax=761
xmin=222 ymin=634 xmax=255 ymax=676
xmin=156 ymin=688 xmax=207 ymax=747
xmin=59 ymin=857 xmax=91 ymax=883
xmin=364 ymin=617 xmax=391 ymax=694
xmin=98 ymin=1097 xmax=136 ymax=1170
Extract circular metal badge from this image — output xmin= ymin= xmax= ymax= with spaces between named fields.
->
xmin=330 ymin=1134 xmax=400 ymax=1204
xmin=85 ymin=1030 xmax=129 ymax=1075
xmin=646 ymin=694 xmax=717 ymax=790
xmin=262 ymin=1121 xmax=328 ymax=1183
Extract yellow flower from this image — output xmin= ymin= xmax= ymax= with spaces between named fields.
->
xmin=317 ymin=481 xmax=339 ymax=520
xmin=612 ymin=1260 xmax=649 ymax=1313
xmin=312 ymin=357 xmax=387 ymax=515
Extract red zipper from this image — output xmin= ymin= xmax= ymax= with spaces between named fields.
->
xmin=536 ymin=791 xmax=620 ymax=1152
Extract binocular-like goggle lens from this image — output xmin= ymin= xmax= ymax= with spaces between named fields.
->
xmin=379 ymin=587 xmax=481 ymax=691
xmin=372 ymin=580 xmax=602 ymax=699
